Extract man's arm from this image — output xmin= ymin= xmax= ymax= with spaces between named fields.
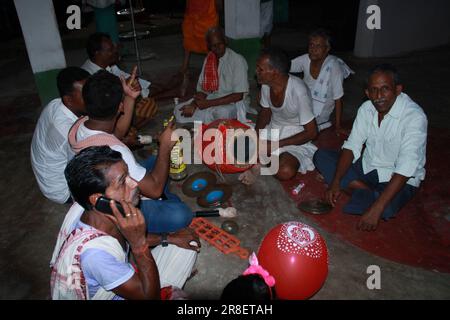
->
xmin=147 ymin=228 xmax=201 ymax=252
xmin=194 ymin=92 xmax=244 ymax=110
xmin=358 ymin=173 xmax=409 ymax=231
xmin=137 ymin=123 xmax=177 ymax=199
xmin=114 ymin=96 xmax=136 ymax=139
xmin=255 ymin=107 xmax=272 ymax=132
xmin=278 ymin=119 xmax=318 ymax=148
xmin=359 ymin=112 xmax=428 ymax=231
xmin=326 ymin=148 xmax=354 ymax=206
xmin=334 ymin=98 xmax=343 ymax=131
xmin=110 ymin=201 xmax=160 ymax=300
xmin=115 ymin=67 xmax=140 ymax=139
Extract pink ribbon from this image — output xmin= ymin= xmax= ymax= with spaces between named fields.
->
xmin=242 ymin=252 xmax=275 ymax=287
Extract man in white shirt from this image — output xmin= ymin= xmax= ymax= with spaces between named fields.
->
xmin=290 ymin=29 xmax=353 ymax=134
xmin=51 ymin=146 xmax=199 ymax=300
xmin=81 ymin=32 xmax=151 ymax=98
xmin=31 ymin=67 xmax=90 ymax=204
xmin=314 ymin=64 xmax=428 ymax=231
xmin=240 ymin=48 xmax=318 ymax=185
xmin=69 ymin=70 xmax=193 ymax=234
xmin=174 ymin=27 xmax=250 ymax=124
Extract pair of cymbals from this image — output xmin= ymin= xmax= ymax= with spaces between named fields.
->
xmin=182 ymin=172 xmax=232 ymax=208
xmin=298 ymin=199 xmax=332 ymax=215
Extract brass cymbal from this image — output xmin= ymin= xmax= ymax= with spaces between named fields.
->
xmin=298 ymin=199 xmax=332 ymax=215
xmin=197 ymin=184 xmax=232 ymax=208
xmin=182 ymin=171 xmax=217 ymax=197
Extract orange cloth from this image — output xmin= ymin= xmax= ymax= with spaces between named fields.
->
xmin=201 ymin=52 xmax=219 ymax=92
xmin=182 ymin=0 xmax=218 ymax=53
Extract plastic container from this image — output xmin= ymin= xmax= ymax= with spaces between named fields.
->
xmin=291 ymin=182 xmax=305 ymax=196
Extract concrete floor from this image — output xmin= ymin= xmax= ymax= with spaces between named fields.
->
xmin=0 ymin=19 xmax=449 ymax=300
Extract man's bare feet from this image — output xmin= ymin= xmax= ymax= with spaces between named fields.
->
xmin=238 ymin=164 xmax=261 ymax=185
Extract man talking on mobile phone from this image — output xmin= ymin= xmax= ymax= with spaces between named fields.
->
xmin=50 ymin=146 xmax=200 ymax=300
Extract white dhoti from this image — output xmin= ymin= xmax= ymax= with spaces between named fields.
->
xmin=261 ymin=124 xmax=317 ymax=174
xmin=174 ymin=98 xmax=241 ymax=124
xmin=151 ymin=244 xmax=197 ymax=289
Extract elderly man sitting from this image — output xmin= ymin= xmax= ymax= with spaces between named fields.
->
xmin=314 ymin=64 xmax=428 ymax=231
xmin=290 ymin=29 xmax=354 ymax=134
xmin=174 ymin=27 xmax=250 ymax=124
xmin=240 ymin=48 xmax=318 ymax=185
xmin=50 ymin=146 xmax=200 ymax=300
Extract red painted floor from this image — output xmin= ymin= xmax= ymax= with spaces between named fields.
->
xmin=282 ymin=126 xmax=450 ymax=273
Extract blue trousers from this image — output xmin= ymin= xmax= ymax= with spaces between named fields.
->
xmin=313 ymin=149 xmax=417 ymax=220
xmin=139 ymin=156 xmax=193 ymax=233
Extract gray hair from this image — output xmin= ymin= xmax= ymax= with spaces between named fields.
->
xmin=260 ymin=47 xmax=291 ymax=75
xmin=309 ymin=28 xmax=332 ymax=48
xmin=205 ymin=26 xmax=225 ymax=42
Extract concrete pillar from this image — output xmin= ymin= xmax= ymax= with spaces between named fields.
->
xmin=14 ymin=0 xmax=66 ymax=105
xmin=225 ymin=0 xmax=261 ymax=80
xmin=354 ymin=0 xmax=450 ymax=57
xmin=88 ymin=0 xmax=120 ymax=44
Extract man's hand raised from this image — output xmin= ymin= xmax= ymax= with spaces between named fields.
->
xmin=121 ymin=66 xmax=141 ymax=100
xmin=158 ymin=120 xmax=178 ymax=152
xmin=110 ymin=200 xmax=147 ymax=250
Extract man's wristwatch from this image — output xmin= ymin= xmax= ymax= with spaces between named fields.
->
xmin=160 ymin=233 xmax=169 ymax=247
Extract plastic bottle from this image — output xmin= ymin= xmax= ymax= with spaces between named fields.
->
xmin=164 ymin=114 xmax=187 ymax=181
xmin=291 ymin=182 xmax=305 ymax=196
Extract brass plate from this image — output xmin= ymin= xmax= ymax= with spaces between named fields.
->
xmin=298 ymin=199 xmax=332 ymax=215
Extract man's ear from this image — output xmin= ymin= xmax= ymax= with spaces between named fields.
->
xmin=395 ymin=84 xmax=403 ymax=96
xmin=364 ymin=89 xmax=370 ymax=99
xmin=89 ymin=193 xmax=102 ymax=208
xmin=62 ymin=95 xmax=72 ymax=107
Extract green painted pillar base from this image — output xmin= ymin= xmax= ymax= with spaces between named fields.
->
xmin=228 ymin=37 xmax=262 ymax=81
xmin=94 ymin=5 xmax=119 ymax=44
xmin=34 ymin=69 xmax=61 ymax=106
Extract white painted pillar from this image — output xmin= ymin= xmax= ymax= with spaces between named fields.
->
xmin=14 ymin=0 xmax=66 ymax=105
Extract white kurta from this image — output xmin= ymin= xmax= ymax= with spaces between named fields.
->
xmin=31 ymin=98 xmax=78 ymax=203
xmin=342 ymin=93 xmax=427 ymax=187
xmin=260 ymin=76 xmax=318 ymax=173
xmin=174 ymin=48 xmax=249 ymax=124
xmin=81 ymin=59 xmax=151 ymax=98
xmin=290 ymin=54 xmax=353 ymax=130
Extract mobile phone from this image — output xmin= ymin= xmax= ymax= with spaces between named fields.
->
xmin=95 ymin=196 xmax=126 ymax=217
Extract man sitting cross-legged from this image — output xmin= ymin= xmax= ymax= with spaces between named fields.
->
xmin=50 ymin=146 xmax=200 ymax=300
xmin=290 ymin=28 xmax=354 ymax=134
xmin=174 ymin=27 xmax=250 ymax=124
xmin=31 ymin=67 xmax=89 ymax=204
xmin=314 ymin=64 xmax=428 ymax=231
xmin=239 ymin=48 xmax=318 ymax=185
xmin=68 ymin=70 xmax=193 ymax=233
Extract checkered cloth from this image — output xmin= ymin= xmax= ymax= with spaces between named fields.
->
xmin=201 ymin=52 xmax=219 ymax=93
